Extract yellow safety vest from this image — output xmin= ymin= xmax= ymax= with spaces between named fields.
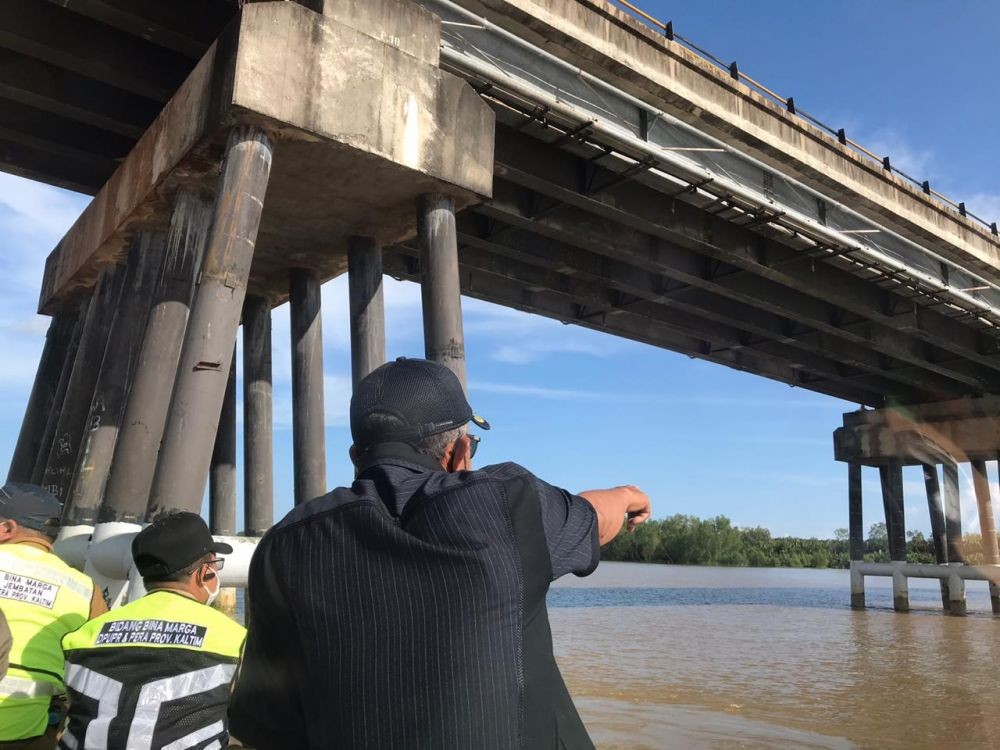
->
xmin=61 ymin=590 xmax=246 ymax=750
xmin=0 ymin=543 xmax=94 ymax=741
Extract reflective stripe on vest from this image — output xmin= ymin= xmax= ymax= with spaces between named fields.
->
xmin=0 ymin=674 xmax=58 ymax=699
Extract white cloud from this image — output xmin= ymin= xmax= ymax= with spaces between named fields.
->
xmin=470 ymin=380 xmax=612 ymax=400
xmin=966 ymin=193 xmax=1000 ymax=224
xmin=862 ymin=128 xmax=934 ymax=179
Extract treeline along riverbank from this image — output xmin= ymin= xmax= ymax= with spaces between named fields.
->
xmin=601 ymin=514 xmax=999 ymax=569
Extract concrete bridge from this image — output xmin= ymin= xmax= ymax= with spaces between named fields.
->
xmin=3 ymin=0 xmax=1000 ymax=611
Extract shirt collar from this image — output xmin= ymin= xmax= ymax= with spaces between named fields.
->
xmin=356 ymin=442 xmax=445 ymax=474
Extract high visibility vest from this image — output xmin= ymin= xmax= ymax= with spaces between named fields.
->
xmin=61 ymin=590 xmax=246 ymax=750
xmin=0 ymin=543 xmax=95 ymax=741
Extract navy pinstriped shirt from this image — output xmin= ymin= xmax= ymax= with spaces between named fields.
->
xmin=230 ymin=444 xmax=599 ymax=749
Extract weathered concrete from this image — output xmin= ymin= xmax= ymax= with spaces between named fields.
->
xmin=290 ymin=268 xmax=327 ymax=505
xmin=848 ymin=463 xmax=864 ymax=609
xmin=879 ymin=461 xmax=907 ymax=612
xmin=243 ymin=295 xmax=273 ymax=536
xmin=922 ymin=464 xmax=950 ymax=609
xmin=6 ymin=310 xmax=78 ymax=483
xmin=147 ymin=126 xmax=272 ymax=519
xmin=943 ymin=462 xmax=964 ymax=563
xmin=99 ymin=191 xmax=213 ymax=523
xmin=450 ymin=0 xmax=1000 ymax=275
xmin=64 ymin=230 xmax=163 ymax=526
xmin=37 ymin=1 xmax=494 ymax=312
xmin=348 ymin=236 xmax=386 ymax=386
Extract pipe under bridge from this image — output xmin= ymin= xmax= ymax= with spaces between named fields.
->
xmin=3 ymin=0 xmax=1000 ymax=612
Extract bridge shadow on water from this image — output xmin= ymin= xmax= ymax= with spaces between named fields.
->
xmin=547 ymin=585 xmax=976 ymax=613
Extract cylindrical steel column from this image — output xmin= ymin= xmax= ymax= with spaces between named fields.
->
xmin=348 ymin=236 xmax=386 ymax=387
xmin=848 ymin=463 xmax=864 ymax=609
xmin=417 ymin=194 xmax=466 ymax=389
xmin=289 ymin=268 xmax=326 ymax=504
xmin=7 ymin=310 xmax=79 ymax=482
xmin=243 ymin=296 xmax=273 ymax=536
xmin=147 ymin=126 xmax=273 ymax=519
xmin=63 ymin=231 xmax=163 ymax=526
xmin=43 ymin=265 xmax=126 ymax=505
xmin=922 ymin=463 xmax=949 ymax=611
xmin=971 ymin=459 xmax=1000 ymax=613
xmin=32 ymin=300 xmax=89 ymax=484
xmin=879 ymin=461 xmax=907 ymax=611
xmin=101 ymin=191 xmax=213 ymax=522
xmin=210 ymin=350 xmax=238 ymax=536
xmin=943 ymin=461 xmax=963 ymax=563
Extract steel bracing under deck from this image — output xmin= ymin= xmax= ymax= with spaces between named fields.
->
xmin=3 ymin=0 xmax=1000 ymax=408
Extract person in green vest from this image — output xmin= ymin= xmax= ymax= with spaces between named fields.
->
xmin=0 ymin=483 xmax=106 ymax=750
xmin=60 ymin=511 xmax=245 ymax=750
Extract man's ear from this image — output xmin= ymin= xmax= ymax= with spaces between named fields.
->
xmin=446 ymin=435 xmax=473 ymax=473
xmin=0 ymin=519 xmax=16 ymax=543
xmin=349 ymin=445 xmax=359 ymax=466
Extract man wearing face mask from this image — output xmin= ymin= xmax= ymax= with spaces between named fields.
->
xmin=59 ymin=512 xmax=245 ymax=750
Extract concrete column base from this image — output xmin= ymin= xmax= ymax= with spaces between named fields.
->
xmin=849 ymin=562 xmax=865 ymax=609
xmin=989 ymin=582 xmax=1000 ymax=614
xmin=851 ymin=592 xmax=866 ymax=609
xmin=948 ymin=568 xmax=966 ymax=616
xmin=892 ymin=563 xmax=909 ymax=612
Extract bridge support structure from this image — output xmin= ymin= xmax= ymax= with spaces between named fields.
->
xmin=835 ymin=396 xmax=1000 ymax=615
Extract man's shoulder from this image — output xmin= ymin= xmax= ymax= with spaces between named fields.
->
xmin=264 ymin=485 xmax=375 ymax=539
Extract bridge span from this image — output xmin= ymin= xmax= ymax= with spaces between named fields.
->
xmin=3 ymin=0 xmax=1000 ymax=612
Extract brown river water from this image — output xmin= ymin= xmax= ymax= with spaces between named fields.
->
xmin=549 ymin=562 xmax=1000 ymax=749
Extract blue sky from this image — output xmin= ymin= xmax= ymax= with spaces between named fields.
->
xmin=1 ymin=1 xmax=997 ymax=539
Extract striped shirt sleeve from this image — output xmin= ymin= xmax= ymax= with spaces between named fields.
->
xmin=533 ymin=477 xmax=600 ymax=579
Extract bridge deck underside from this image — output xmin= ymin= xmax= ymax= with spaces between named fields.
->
xmin=388 ymin=117 xmax=1000 ymax=408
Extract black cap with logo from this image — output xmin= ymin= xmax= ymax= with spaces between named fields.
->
xmin=132 ymin=511 xmax=233 ymax=578
xmin=350 ymin=357 xmax=490 ymax=448
xmin=0 ymin=483 xmax=61 ymax=539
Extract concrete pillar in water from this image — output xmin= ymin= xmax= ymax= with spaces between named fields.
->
xmin=418 ymin=194 xmax=466 ymax=390
xmin=879 ymin=461 xmax=908 ymax=611
xmin=100 ymin=191 xmax=213 ymax=523
xmin=289 ymin=268 xmax=326 ymax=505
xmin=348 ymin=236 xmax=386 ymax=387
xmin=243 ymin=295 xmax=273 ymax=536
xmin=210 ymin=351 xmax=238 ymax=536
xmin=63 ymin=231 xmax=164 ymax=526
xmin=922 ymin=463 xmax=950 ymax=610
xmin=32 ymin=303 xmax=89 ymax=486
xmin=848 ymin=463 xmax=865 ymax=609
xmin=970 ymin=459 xmax=1000 ymax=613
xmin=943 ymin=461 xmax=964 ymax=563
xmin=7 ymin=310 xmax=79 ymax=483
xmin=42 ymin=265 xmax=125 ymax=505
xmin=147 ymin=126 xmax=273 ymax=519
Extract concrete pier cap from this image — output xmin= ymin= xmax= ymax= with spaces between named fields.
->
xmin=39 ymin=0 xmax=495 ymax=312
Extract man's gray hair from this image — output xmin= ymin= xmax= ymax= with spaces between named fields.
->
xmin=413 ymin=426 xmax=465 ymax=460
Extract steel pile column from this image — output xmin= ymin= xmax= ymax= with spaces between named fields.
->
xmin=7 ymin=310 xmax=79 ymax=482
xmin=971 ymin=459 xmax=1000 ymax=613
xmin=922 ymin=463 xmax=949 ymax=610
xmin=101 ymin=191 xmax=213 ymax=523
xmin=879 ymin=461 xmax=908 ymax=611
xmin=942 ymin=461 xmax=966 ymax=615
xmin=147 ymin=126 xmax=273 ymax=518
xmin=289 ymin=268 xmax=326 ymax=504
xmin=42 ymin=265 xmax=125 ymax=504
xmin=243 ymin=295 xmax=273 ymax=536
xmin=848 ymin=463 xmax=864 ymax=609
xmin=210 ymin=352 xmax=238 ymax=536
xmin=63 ymin=231 xmax=163 ymax=526
xmin=417 ymin=194 xmax=467 ymax=389
xmin=348 ymin=236 xmax=386 ymax=387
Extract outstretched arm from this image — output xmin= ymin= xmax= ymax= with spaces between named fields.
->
xmin=579 ymin=485 xmax=652 ymax=545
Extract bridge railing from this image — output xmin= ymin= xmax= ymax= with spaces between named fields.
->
xmin=610 ymin=0 xmax=998 ymax=236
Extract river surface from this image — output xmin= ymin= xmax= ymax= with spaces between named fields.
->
xmin=549 ymin=562 xmax=1000 ymax=749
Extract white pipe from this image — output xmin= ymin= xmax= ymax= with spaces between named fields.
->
xmin=853 ymin=560 xmax=1000 ymax=581
xmin=54 ymin=524 xmax=94 ymax=570
xmin=429 ymin=0 xmax=1000 ymax=322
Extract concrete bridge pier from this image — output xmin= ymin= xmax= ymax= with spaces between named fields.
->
xmin=6 ymin=310 xmax=79 ymax=483
xmin=290 ymin=268 xmax=327 ymax=505
xmin=348 ymin=236 xmax=386 ymax=387
xmin=922 ymin=464 xmax=950 ymax=610
xmin=879 ymin=461 xmax=908 ymax=611
xmin=147 ymin=126 xmax=273 ymax=520
xmin=210 ymin=352 xmax=238 ymax=537
xmin=971 ymin=459 xmax=1000 ymax=613
xmin=848 ymin=463 xmax=865 ymax=609
xmin=243 ymin=295 xmax=274 ymax=537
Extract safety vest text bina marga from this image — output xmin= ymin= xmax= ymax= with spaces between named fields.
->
xmin=60 ymin=590 xmax=246 ymax=750
xmin=0 ymin=542 xmax=94 ymax=741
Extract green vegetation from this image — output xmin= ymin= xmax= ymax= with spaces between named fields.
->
xmin=602 ymin=515 xmax=955 ymax=569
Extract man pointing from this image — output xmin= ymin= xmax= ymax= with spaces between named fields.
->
xmin=232 ymin=357 xmax=651 ymax=749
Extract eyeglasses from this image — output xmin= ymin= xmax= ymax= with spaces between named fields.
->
xmin=206 ymin=558 xmax=225 ymax=571
xmin=469 ymin=434 xmax=480 ymax=459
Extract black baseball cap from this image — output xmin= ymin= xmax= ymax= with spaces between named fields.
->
xmin=350 ymin=358 xmax=490 ymax=448
xmin=132 ymin=512 xmax=233 ymax=578
xmin=0 ymin=483 xmax=61 ymax=539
